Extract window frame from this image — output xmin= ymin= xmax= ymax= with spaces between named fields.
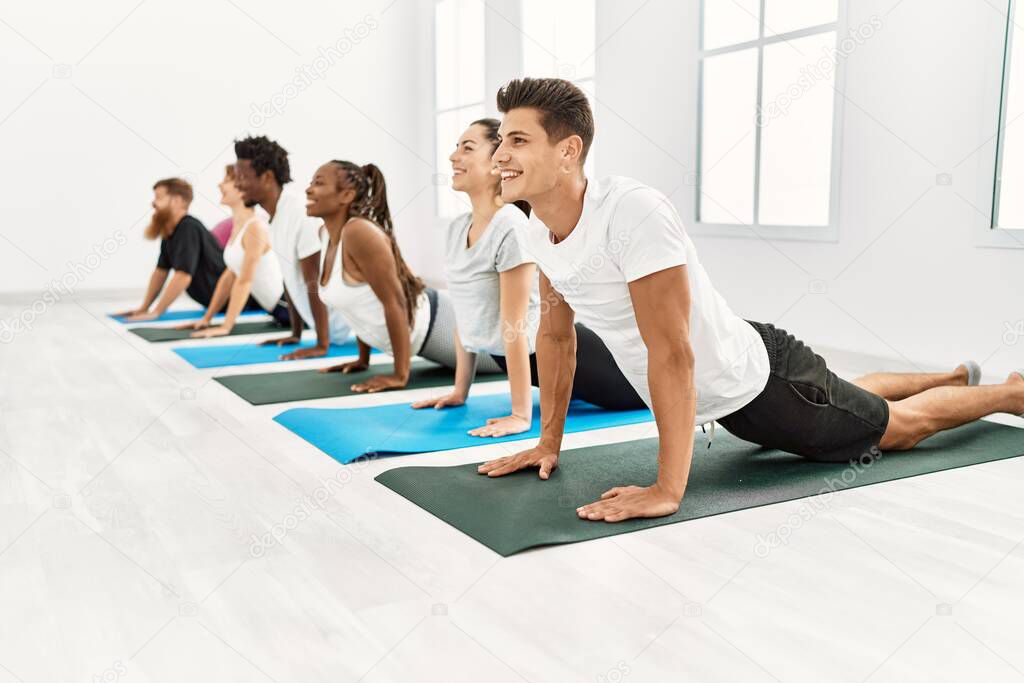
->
xmin=690 ymin=0 xmax=848 ymax=243
xmin=975 ymin=0 xmax=1024 ymax=249
xmin=433 ymin=0 xmax=486 ymax=219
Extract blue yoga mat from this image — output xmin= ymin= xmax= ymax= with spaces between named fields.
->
xmin=274 ymin=392 xmax=653 ymax=464
xmin=109 ymin=309 xmax=265 ymax=323
xmin=173 ymin=339 xmax=374 ymax=369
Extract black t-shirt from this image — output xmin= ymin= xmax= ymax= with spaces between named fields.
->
xmin=157 ymin=215 xmax=225 ymax=307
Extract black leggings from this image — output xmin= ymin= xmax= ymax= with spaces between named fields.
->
xmin=491 ymin=323 xmax=646 ymax=411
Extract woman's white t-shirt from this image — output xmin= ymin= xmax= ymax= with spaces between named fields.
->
xmin=444 ymin=204 xmax=539 ymax=356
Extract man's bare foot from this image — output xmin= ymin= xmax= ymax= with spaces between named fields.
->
xmin=1006 ymin=370 xmax=1024 ymax=416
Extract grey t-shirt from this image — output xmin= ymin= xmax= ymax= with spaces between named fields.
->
xmin=444 ymin=204 xmax=539 ymax=356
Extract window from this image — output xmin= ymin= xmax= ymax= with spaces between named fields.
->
xmin=435 ymin=0 xmax=485 ymax=218
xmin=521 ymin=0 xmax=596 ymax=175
xmin=993 ymin=0 xmax=1024 ymax=231
xmin=698 ymin=0 xmax=842 ymax=231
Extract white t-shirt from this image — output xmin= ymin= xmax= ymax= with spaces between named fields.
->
xmin=520 ymin=176 xmax=770 ymax=423
xmin=444 ymin=204 xmax=540 ymax=356
xmin=268 ymin=190 xmax=351 ymax=342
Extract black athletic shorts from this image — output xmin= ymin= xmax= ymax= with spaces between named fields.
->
xmin=717 ymin=320 xmax=890 ymax=463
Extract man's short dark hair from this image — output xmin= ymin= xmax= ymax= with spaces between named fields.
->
xmin=496 ymin=77 xmax=594 ymax=164
xmin=234 ymin=135 xmax=292 ymax=186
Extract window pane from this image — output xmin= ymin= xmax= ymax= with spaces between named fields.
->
xmin=699 ymin=48 xmax=758 ymax=224
xmin=997 ymin=22 xmax=1024 ymax=230
xmin=522 ymin=0 xmax=595 ymax=79
xmin=702 ymin=0 xmax=760 ymax=51
xmin=758 ymin=32 xmax=836 ymax=226
xmin=764 ymin=0 xmax=839 ymax=37
xmin=435 ymin=0 xmax=484 ymax=110
xmin=436 ymin=104 xmax=486 ymax=217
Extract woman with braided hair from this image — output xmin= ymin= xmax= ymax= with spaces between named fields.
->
xmin=305 ymin=160 xmax=501 ymax=393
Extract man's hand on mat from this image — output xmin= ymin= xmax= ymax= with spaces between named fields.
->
xmin=576 ymin=485 xmax=680 ymax=523
xmin=467 ymin=414 xmax=531 ymax=438
xmin=175 ymin=319 xmax=210 ymax=331
xmin=124 ymin=310 xmax=159 ymax=322
xmin=259 ymin=335 xmax=301 ymax=347
xmin=319 ymin=359 xmax=369 ymax=374
xmin=282 ymin=345 xmax=328 ymax=361
xmin=351 ymin=374 xmax=407 ymax=393
xmin=477 ymin=446 xmax=558 ymax=479
xmin=191 ymin=326 xmax=230 ymax=339
xmin=411 ymin=392 xmax=466 ymax=410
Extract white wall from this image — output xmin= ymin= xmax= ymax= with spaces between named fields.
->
xmin=0 ymin=0 xmax=436 ymax=293
xmin=591 ymin=0 xmax=1024 ymax=377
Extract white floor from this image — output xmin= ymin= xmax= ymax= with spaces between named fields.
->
xmin=2 ymin=294 xmax=1023 ymax=683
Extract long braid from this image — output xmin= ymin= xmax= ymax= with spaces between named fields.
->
xmin=331 ymin=160 xmax=425 ymax=326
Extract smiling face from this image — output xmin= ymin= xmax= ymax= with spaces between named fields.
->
xmin=493 ymin=107 xmax=581 ymax=203
xmin=217 ymin=170 xmax=244 ymax=207
xmin=305 ymin=163 xmax=356 ymax=218
xmin=449 ymin=124 xmax=497 ymax=195
xmin=233 ymin=159 xmax=266 ymax=208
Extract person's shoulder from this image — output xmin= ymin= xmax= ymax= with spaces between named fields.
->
xmin=180 ymin=214 xmax=206 ymax=231
xmin=492 ymin=204 xmax=530 ymax=232
xmin=595 ymin=176 xmax=666 ymax=211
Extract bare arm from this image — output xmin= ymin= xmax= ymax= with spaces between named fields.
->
xmin=345 ymin=219 xmax=413 ymax=392
xmin=478 ymin=272 xmax=575 ymax=477
xmin=150 ymin=271 xmax=192 ymax=314
xmin=281 ymin=252 xmax=330 ymax=360
xmin=410 ymin=325 xmax=478 ymax=409
xmin=577 ymin=265 xmax=695 ymax=522
xmin=141 ymin=268 xmax=169 ymax=310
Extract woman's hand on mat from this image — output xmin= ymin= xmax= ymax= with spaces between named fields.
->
xmin=576 ymin=484 xmax=680 ymax=523
xmin=477 ymin=446 xmax=559 ymax=479
xmin=351 ymin=374 xmax=407 ymax=393
xmin=283 ymin=345 xmax=328 ymax=361
xmin=411 ymin=392 xmax=466 ymax=410
xmin=191 ymin=326 xmax=230 ymax=339
xmin=176 ymin=319 xmax=210 ymax=331
xmin=114 ymin=308 xmax=146 ymax=317
xmin=467 ymin=414 xmax=531 ymax=438
xmin=320 ymin=359 xmax=369 ymax=374
xmin=259 ymin=335 xmax=301 ymax=347
xmin=125 ymin=310 xmax=160 ymax=322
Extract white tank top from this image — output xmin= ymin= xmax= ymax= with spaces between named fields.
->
xmin=223 ymin=216 xmax=284 ymax=312
xmin=317 ymin=224 xmax=430 ymax=355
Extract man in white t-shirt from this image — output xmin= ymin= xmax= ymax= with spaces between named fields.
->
xmin=234 ymin=136 xmax=350 ymax=359
xmin=478 ymin=77 xmax=1024 ymax=523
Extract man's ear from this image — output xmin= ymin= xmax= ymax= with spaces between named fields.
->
xmin=259 ymin=169 xmax=276 ymax=187
xmin=561 ymin=135 xmax=584 ymax=169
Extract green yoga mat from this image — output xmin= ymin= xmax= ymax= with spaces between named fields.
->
xmin=215 ymin=361 xmax=506 ymax=405
xmin=128 ymin=320 xmax=284 ymax=342
xmin=376 ymin=420 xmax=1024 ymax=556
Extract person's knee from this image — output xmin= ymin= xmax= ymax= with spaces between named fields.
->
xmin=880 ymin=403 xmax=930 ymax=451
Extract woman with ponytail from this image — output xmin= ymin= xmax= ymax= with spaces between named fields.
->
xmin=411 ymin=119 xmax=645 ymax=436
xmin=306 ymin=160 xmax=500 ymax=393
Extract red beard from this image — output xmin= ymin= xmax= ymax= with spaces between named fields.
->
xmin=144 ymin=207 xmax=176 ymax=240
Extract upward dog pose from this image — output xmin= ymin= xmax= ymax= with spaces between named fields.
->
xmin=305 ymin=160 xmax=502 ymax=393
xmin=178 ymin=165 xmax=290 ymax=337
xmin=412 ymin=119 xmax=644 ymax=438
xmin=117 ymin=178 xmax=226 ymax=321
xmin=478 ymin=78 xmax=1024 ymax=523
xmin=233 ymin=136 xmax=351 ymax=360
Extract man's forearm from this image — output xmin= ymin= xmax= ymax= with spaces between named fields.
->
xmin=152 ymin=272 xmax=191 ymax=313
xmin=307 ymin=287 xmax=330 ymax=348
xmin=283 ymin=289 xmax=303 ymax=337
xmin=647 ymin=347 xmax=697 ymax=499
xmin=142 ymin=269 xmax=168 ymax=309
xmin=536 ymin=329 xmax=576 ymax=450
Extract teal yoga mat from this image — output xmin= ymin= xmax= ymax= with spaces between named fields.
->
xmin=128 ymin=320 xmax=284 ymax=342
xmin=375 ymin=420 xmax=1024 ymax=556
xmin=173 ymin=339 xmax=375 ymax=368
xmin=216 ymin=361 xmax=506 ymax=405
xmin=274 ymin=391 xmax=652 ymax=464
xmin=110 ymin=309 xmax=265 ymax=324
